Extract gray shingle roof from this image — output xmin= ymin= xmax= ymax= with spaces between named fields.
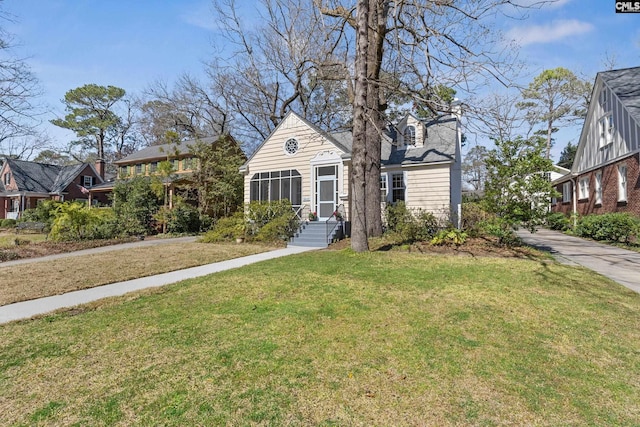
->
xmin=328 ymin=116 xmax=457 ymax=166
xmin=115 ymin=136 xmax=219 ymax=164
xmin=51 ymin=163 xmax=87 ymax=193
xmin=383 ymin=116 xmax=458 ymax=166
xmin=600 ymin=66 xmax=640 ymax=123
xmin=2 ymin=158 xmax=95 ymax=194
xmin=5 ymin=159 xmax=62 ymax=193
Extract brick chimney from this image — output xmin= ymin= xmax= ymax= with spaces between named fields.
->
xmin=95 ymin=159 xmax=105 ymax=180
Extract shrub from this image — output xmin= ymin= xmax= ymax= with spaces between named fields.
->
xmin=479 ymin=217 xmax=521 ymax=246
xmin=384 ymin=202 xmax=439 ymax=243
xmin=576 ymin=213 xmax=640 ymax=243
xmin=200 ymin=212 xmax=245 ymax=243
xmin=21 ymin=200 xmax=62 ymax=230
xmin=166 ymin=203 xmax=201 ymax=234
xmin=430 ymin=228 xmax=467 ymax=246
xmin=49 ymin=204 xmax=118 ymax=241
xmin=461 ymin=202 xmax=493 ymax=237
xmin=112 ymin=177 xmax=161 ymax=236
xmin=246 ymin=200 xmax=299 ymax=239
xmin=1 ymin=218 xmax=17 ymax=228
xmin=546 ymin=212 xmax=571 ymax=231
xmin=254 ymin=213 xmax=299 ymax=242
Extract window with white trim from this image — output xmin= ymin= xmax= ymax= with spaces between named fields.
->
xmin=249 ymin=169 xmax=302 ymax=210
xmin=618 ymin=164 xmax=627 ymax=202
xmin=599 ymin=113 xmax=614 ymax=147
xmin=3 ymin=172 xmax=10 ymax=185
xmin=135 ymin=164 xmax=143 ymax=175
xmin=380 ymin=173 xmax=387 ymax=199
xmin=391 ymin=173 xmax=405 ymax=202
xmin=578 ymin=177 xmax=589 ymax=200
xmin=562 ymin=181 xmax=572 ymax=203
xmin=83 ymin=176 xmax=94 ymax=188
xmin=595 ymin=171 xmax=602 ymax=205
xmin=403 ymin=125 xmax=416 ymax=147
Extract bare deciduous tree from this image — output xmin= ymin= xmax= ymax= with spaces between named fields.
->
xmin=208 ymin=0 xmax=352 ymax=151
xmin=317 ymin=0 xmax=531 ymax=251
xmin=140 ymin=75 xmax=230 ymax=146
xmin=0 ymin=7 xmax=47 ymax=158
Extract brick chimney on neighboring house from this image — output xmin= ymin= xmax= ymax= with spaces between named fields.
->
xmin=95 ymin=159 xmax=105 ymax=180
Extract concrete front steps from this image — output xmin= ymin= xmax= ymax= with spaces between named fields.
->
xmin=289 ymin=220 xmax=342 ymax=248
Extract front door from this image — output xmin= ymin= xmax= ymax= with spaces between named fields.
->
xmin=315 ymin=165 xmax=338 ymax=220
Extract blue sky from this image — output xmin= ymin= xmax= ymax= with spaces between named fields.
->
xmin=3 ymin=0 xmax=640 ymax=161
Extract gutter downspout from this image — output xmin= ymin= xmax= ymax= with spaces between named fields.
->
xmin=569 ymin=174 xmax=578 ymax=229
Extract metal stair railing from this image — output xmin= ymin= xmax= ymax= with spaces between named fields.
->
xmin=325 ymin=204 xmax=345 ymax=245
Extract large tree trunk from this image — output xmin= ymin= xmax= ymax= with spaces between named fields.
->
xmin=364 ymin=0 xmax=387 ymax=238
xmin=350 ymin=0 xmax=370 ymax=252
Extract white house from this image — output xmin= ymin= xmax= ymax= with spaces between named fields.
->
xmin=239 ymin=110 xmax=462 ymax=230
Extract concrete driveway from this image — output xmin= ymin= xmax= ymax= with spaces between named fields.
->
xmin=516 ymin=228 xmax=640 ymax=294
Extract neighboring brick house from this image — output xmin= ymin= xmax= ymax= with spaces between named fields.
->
xmin=0 ymin=158 xmax=107 ymax=220
xmin=551 ymin=66 xmax=640 ymax=218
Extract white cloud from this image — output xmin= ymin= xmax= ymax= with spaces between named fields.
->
xmin=180 ymin=2 xmax=219 ymax=32
xmin=511 ymin=0 xmax=573 ymax=9
xmin=507 ymin=19 xmax=593 ymax=46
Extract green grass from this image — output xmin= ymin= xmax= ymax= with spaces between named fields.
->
xmin=1 ymin=250 xmax=639 ymax=425
xmin=0 ymin=232 xmax=47 ymax=248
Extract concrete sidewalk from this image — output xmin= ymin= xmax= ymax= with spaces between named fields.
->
xmin=517 ymin=228 xmax=640 ymax=294
xmin=0 ymin=245 xmax=316 ymax=324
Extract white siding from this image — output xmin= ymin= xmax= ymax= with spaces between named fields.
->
xmin=403 ymin=164 xmax=452 ymax=218
xmin=574 ymin=80 xmax=640 ymax=173
xmin=243 ymin=113 xmax=347 ymax=213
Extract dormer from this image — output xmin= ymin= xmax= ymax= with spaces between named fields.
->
xmin=396 ymin=114 xmax=425 ymax=149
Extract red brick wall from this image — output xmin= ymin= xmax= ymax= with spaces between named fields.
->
xmin=64 ymin=165 xmax=109 ymax=205
xmin=551 ymin=153 xmax=640 ymax=217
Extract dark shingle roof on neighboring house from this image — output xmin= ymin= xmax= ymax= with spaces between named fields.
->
xmin=6 ymin=159 xmax=62 ymax=193
xmin=51 ymin=163 xmax=87 ymax=194
xmin=1 ymin=158 xmax=97 ymax=195
xmin=115 ymin=136 xmax=219 ymax=164
xmin=600 ymin=66 xmax=640 ymax=123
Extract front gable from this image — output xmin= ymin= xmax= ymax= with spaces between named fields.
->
xmin=243 ymin=111 xmax=347 ymax=175
xmin=61 ymin=164 xmax=103 ymax=195
xmin=0 ymin=161 xmax=16 ymax=191
xmin=573 ymin=69 xmax=640 ymax=174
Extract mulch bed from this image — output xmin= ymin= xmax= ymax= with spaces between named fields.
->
xmin=328 ymin=236 xmax=544 ymax=259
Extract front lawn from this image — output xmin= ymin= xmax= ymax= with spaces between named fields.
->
xmin=0 ymin=242 xmax=273 ymax=305
xmin=1 ymin=251 xmax=639 ymax=425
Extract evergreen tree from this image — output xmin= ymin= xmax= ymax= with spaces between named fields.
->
xmin=557 ymin=141 xmax=577 ymax=169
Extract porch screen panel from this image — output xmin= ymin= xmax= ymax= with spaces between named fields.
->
xmin=250 ymin=180 xmax=259 ymax=202
xmin=270 ymin=173 xmax=280 ymax=201
xmin=281 ymin=179 xmax=290 ymax=203
xmin=249 ymin=170 xmax=301 ymax=210
xmin=291 ymin=176 xmax=302 ymax=206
